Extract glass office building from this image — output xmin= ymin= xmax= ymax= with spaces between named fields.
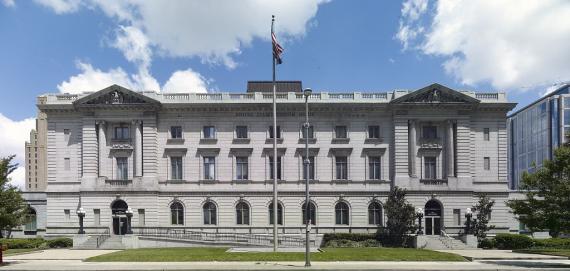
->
xmin=508 ymin=84 xmax=570 ymax=189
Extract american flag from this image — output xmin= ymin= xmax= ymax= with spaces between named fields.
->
xmin=272 ymin=32 xmax=284 ymax=65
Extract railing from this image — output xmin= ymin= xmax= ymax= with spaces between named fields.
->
xmin=105 ymin=179 xmax=132 ymax=186
xmin=329 ymin=93 xmax=354 ymax=99
xmin=133 ymin=227 xmax=305 ymax=247
xmin=475 ymin=93 xmax=499 ymax=100
xmin=96 ymin=228 xmax=110 ymax=248
xmin=420 ymin=179 xmax=448 ymax=185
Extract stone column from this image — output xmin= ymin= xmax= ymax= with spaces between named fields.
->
xmin=97 ymin=121 xmax=106 ymax=177
xmin=134 ymin=120 xmax=143 ymax=177
xmin=409 ymin=120 xmax=417 ymax=177
xmin=447 ymin=120 xmax=455 ymax=177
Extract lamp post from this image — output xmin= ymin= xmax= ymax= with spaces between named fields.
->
xmin=125 ymin=208 xmax=133 ymax=234
xmin=303 ymin=87 xmax=312 ymax=268
xmin=76 ymin=207 xmax=86 ymax=234
xmin=416 ymin=207 xmax=424 ymax=235
xmin=465 ymin=207 xmax=472 ymax=235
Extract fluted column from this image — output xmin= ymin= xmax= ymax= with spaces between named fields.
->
xmin=97 ymin=120 xmax=106 ymax=177
xmin=447 ymin=120 xmax=455 ymax=177
xmin=134 ymin=120 xmax=143 ymax=177
xmin=409 ymin=120 xmax=417 ymax=177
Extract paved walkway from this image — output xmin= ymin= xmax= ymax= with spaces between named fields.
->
xmin=436 ymin=249 xmax=568 ymax=260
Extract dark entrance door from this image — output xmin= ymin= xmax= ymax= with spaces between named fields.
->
xmin=424 ymin=200 xmax=442 ymax=235
xmin=111 ymin=200 xmax=128 ymax=235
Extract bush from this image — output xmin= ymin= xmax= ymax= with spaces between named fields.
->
xmin=47 ymin=238 xmax=73 ymax=248
xmin=0 ymin=238 xmax=46 ymax=249
xmin=533 ymin=238 xmax=570 ymax=249
xmin=494 ymin=234 xmax=534 ymax=249
xmin=323 ymin=239 xmax=381 ymax=248
xmin=479 ymin=238 xmax=496 ymax=249
xmin=322 ymin=233 xmax=376 ymax=244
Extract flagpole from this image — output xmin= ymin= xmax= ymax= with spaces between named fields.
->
xmin=271 ymin=14 xmax=279 ymax=252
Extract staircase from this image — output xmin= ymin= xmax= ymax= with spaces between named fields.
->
xmin=419 ymin=235 xmax=472 ymax=250
xmin=97 ymin=236 xmax=126 ymax=249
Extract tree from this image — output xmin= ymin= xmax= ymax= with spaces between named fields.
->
xmin=468 ymin=194 xmax=495 ymax=242
xmin=0 ymin=155 xmax=28 ymax=238
xmin=507 ymin=143 xmax=570 ymax=237
xmin=377 ymin=186 xmax=417 ymax=247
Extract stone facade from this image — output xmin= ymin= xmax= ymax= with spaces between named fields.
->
xmin=25 ymin=111 xmax=47 ymax=192
xmin=36 ymin=83 xmax=518 ymax=237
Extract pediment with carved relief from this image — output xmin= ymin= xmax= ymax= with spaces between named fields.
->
xmin=391 ymin=83 xmax=480 ymax=104
xmin=73 ymin=84 xmax=160 ymax=109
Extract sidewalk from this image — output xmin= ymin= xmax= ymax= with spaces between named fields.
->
xmin=436 ymin=249 xmax=568 ymax=260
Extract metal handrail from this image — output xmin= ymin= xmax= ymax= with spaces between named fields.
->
xmin=96 ymin=228 xmax=111 ymax=248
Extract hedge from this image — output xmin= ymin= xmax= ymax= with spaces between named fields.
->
xmin=479 ymin=238 xmax=496 ymax=249
xmin=494 ymin=233 xmax=534 ymax=249
xmin=47 ymin=238 xmax=73 ymax=248
xmin=0 ymin=237 xmax=73 ymax=249
xmin=324 ymin=239 xmax=381 ymax=248
xmin=533 ymin=238 xmax=570 ymax=249
xmin=322 ymin=233 xmax=376 ymax=244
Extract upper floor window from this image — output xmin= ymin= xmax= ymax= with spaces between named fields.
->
xmin=64 ymin=129 xmax=70 ymax=142
xmin=203 ymin=126 xmax=216 ymax=139
xmin=301 ymin=125 xmax=314 ymax=139
xmin=422 ymin=125 xmax=437 ymax=139
xmin=64 ymin=158 xmax=70 ymax=171
xmin=203 ymin=156 xmax=216 ymax=180
xmin=235 ymin=157 xmax=249 ymax=180
xmin=116 ymin=157 xmax=128 ymax=180
xmin=484 ymin=157 xmax=490 ymax=170
xmin=335 ymin=156 xmax=348 ymax=180
xmin=268 ymin=125 xmax=281 ymax=139
xmin=171 ymin=157 xmax=183 ymax=180
xmin=424 ymin=156 xmax=437 ymax=179
xmin=335 ymin=125 xmax=348 ymax=139
xmin=114 ymin=126 xmax=130 ymax=140
xmin=368 ymin=125 xmax=380 ymax=139
xmin=483 ymin=128 xmax=490 ymax=141
xmin=368 ymin=156 xmax=381 ymax=180
xmin=302 ymin=156 xmax=315 ymax=180
xmin=170 ymin=126 xmax=182 ymax=139
xmin=269 ymin=156 xmax=282 ymax=180
xmin=235 ymin=126 xmax=248 ymax=139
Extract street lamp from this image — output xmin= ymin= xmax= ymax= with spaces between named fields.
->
xmin=76 ymin=207 xmax=86 ymax=234
xmin=303 ymin=87 xmax=312 ymax=268
xmin=465 ymin=207 xmax=472 ymax=235
xmin=416 ymin=207 xmax=424 ymax=235
xmin=125 ymin=208 xmax=133 ymax=234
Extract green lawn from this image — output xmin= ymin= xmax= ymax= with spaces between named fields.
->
xmin=514 ymin=249 xmax=570 ymax=258
xmin=3 ymin=248 xmax=42 ymax=255
xmin=86 ymin=247 xmax=465 ymax=262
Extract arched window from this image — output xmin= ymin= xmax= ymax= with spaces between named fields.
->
xmin=335 ymin=202 xmax=350 ymax=225
xmin=268 ymin=202 xmax=283 ymax=225
xmin=203 ymin=202 xmax=217 ymax=225
xmin=24 ymin=208 xmax=37 ymax=232
xmin=368 ymin=202 xmax=383 ymax=225
xmin=302 ymin=201 xmax=316 ymax=225
xmin=236 ymin=202 xmax=250 ymax=225
xmin=170 ymin=201 xmax=184 ymax=225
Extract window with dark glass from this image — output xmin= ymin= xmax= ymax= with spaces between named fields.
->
xmin=335 ymin=125 xmax=347 ymax=139
xmin=171 ymin=157 xmax=183 ymax=180
xmin=302 ymin=201 xmax=316 ymax=225
xmin=116 ymin=157 xmax=128 ymax=180
xmin=236 ymin=156 xmax=249 ymax=180
xmin=236 ymin=126 xmax=248 ymax=139
xmin=170 ymin=126 xmax=182 ymax=139
xmin=335 ymin=202 xmax=350 ymax=225
xmin=268 ymin=202 xmax=283 ymax=225
xmin=170 ymin=202 xmax=184 ymax=225
xmin=368 ymin=202 xmax=382 ymax=225
xmin=484 ymin=157 xmax=490 ymax=170
xmin=114 ymin=126 xmax=130 ymax=139
xmin=335 ymin=156 xmax=348 ymax=180
xmin=203 ymin=202 xmax=217 ymax=225
xmin=269 ymin=156 xmax=282 ymax=180
xmin=236 ymin=202 xmax=250 ymax=225
xmin=368 ymin=125 xmax=380 ymax=139
xmin=301 ymin=125 xmax=314 ymax=139
xmin=203 ymin=156 xmax=216 ymax=180
xmin=203 ymin=126 xmax=216 ymax=139
xmin=368 ymin=156 xmax=381 ymax=180
xmin=302 ymin=156 xmax=315 ymax=180
xmin=268 ymin=125 xmax=281 ymax=139
xmin=483 ymin=128 xmax=490 ymax=141
xmin=422 ymin=125 xmax=437 ymax=139
xmin=424 ymin=156 xmax=436 ymax=179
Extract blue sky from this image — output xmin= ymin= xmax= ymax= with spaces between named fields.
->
xmin=1 ymin=0 xmax=569 ymax=187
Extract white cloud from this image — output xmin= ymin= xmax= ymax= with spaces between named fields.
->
xmin=163 ymin=69 xmax=208 ymax=94
xmin=10 ymin=166 xmax=25 ymax=190
xmin=0 ymin=114 xmax=35 ymax=189
xmin=397 ymin=0 xmax=570 ymax=90
xmin=34 ymin=0 xmax=81 ymax=14
xmin=2 ymin=0 xmax=15 ymax=7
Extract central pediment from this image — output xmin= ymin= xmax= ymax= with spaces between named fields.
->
xmin=73 ymin=84 xmax=161 ymax=109
xmin=391 ymin=83 xmax=480 ymax=105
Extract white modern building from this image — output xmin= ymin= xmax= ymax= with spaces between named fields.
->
xmin=34 ymin=82 xmax=518 ymax=241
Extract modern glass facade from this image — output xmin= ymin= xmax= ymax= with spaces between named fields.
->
xmin=508 ymin=85 xmax=570 ymax=189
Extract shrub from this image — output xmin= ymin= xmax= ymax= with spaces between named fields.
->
xmin=323 ymin=239 xmax=382 ymax=248
xmin=479 ymin=238 xmax=496 ymax=249
xmin=322 ymin=233 xmax=376 ymax=244
xmin=0 ymin=238 xmax=46 ymax=249
xmin=533 ymin=238 xmax=570 ymax=249
xmin=47 ymin=238 xmax=73 ymax=248
xmin=494 ymin=234 xmax=534 ymax=249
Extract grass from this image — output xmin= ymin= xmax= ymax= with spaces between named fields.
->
xmin=514 ymin=249 xmax=570 ymax=258
xmin=3 ymin=248 xmax=42 ymax=255
xmin=86 ymin=247 xmax=466 ymax=262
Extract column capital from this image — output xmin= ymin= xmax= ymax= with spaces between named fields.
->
xmin=96 ymin=120 xmax=106 ymax=126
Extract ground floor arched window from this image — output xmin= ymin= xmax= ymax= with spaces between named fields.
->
xmin=302 ymin=201 xmax=316 ymax=225
xmin=268 ymin=202 xmax=283 ymax=225
xmin=203 ymin=202 xmax=217 ymax=225
xmin=368 ymin=202 xmax=382 ymax=225
xmin=236 ymin=202 xmax=250 ymax=225
xmin=170 ymin=201 xmax=184 ymax=225
xmin=335 ymin=202 xmax=350 ymax=225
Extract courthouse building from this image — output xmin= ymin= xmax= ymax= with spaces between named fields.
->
xmin=32 ymin=82 xmax=518 ymax=238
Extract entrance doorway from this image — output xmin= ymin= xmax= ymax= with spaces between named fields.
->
xmin=111 ymin=200 xmax=128 ymax=235
xmin=424 ymin=200 xmax=442 ymax=235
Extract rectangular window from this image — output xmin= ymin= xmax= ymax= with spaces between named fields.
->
xmin=483 ymin=128 xmax=490 ymax=141
xmin=236 ymin=126 xmax=248 ymax=139
xmin=424 ymin=156 xmax=437 ymax=179
xmin=268 ymin=125 xmax=281 ymax=139
xmin=484 ymin=157 xmax=490 ymax=170
xmin=335 ymin=156 xmax=348 ymax=180
xmin=94 ymin=209 xmax=100 ymax=226
xmin=116 ymin=157 xmax=128 ymax=180
xmin=453 ymin=209 xmax=461 ymax=226
xmin=203 ymin=156 xmax=216 ymax=180
xmin=368 ymin=125 xmax=380 ymax=139
xmin=64 ymin=158 xmax=70 ymax=171
xmin=203 ymin=126 xmax=216 ymax=139
xmin=335 ymin=125 xmax=347 ymax=139
xmin=64 ymin=129 xmax=70 ymax=142
xmin=368 ymin=156 xmax=381 ymax=180
xmin=170 ymin=126 xmax=182 ymax=139
xmin=301 ymin=125 xmax=314 ymax=139
xmin=114 ymin=126 xmax=130 ymax=139
xmin=171 ymin=157 xmax=183 ymax=180
xmin=269 ymin=156 xmax=282 ymax=180
xmin=302 ymin=156 xmax=315 ymax=180
xmin=138 ymin=209 xmax=145 ymax=226
xmin=236 ymin=157 xmax=249 ymax=180
xmin=422 ymin=125 xmax=437 ymax=139
xmin=64 ymin=209 xmax=70 ymax=221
